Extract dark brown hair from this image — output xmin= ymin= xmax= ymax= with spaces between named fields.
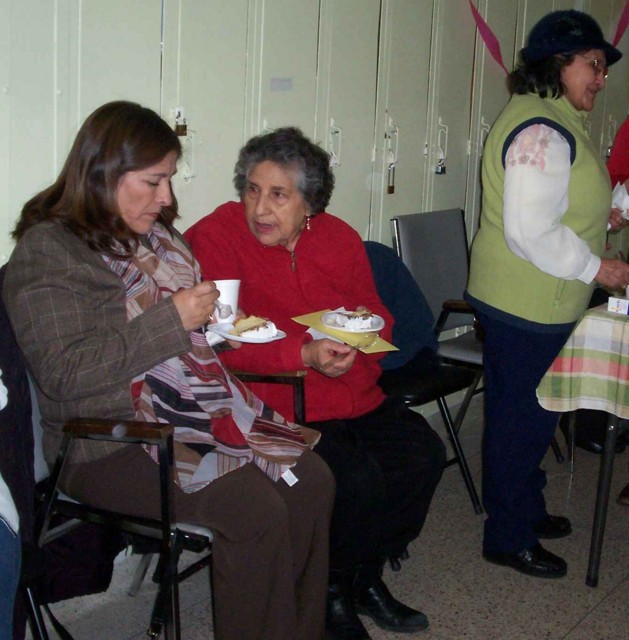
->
xmin=13 ymin=101 xmax=182 ymax=256
xmin=507 ymin=53 xmax=576 ymax=99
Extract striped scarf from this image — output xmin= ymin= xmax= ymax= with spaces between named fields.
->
xmin=102 ymin=224 xmax=318 ymax=491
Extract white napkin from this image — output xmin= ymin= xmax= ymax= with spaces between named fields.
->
xmin=612 ymin=182 xmax=629 ymax=220
xmin=0 ymin=368 xmax=7 ymax=410
xmin=204 ymin=329 xmax=225 ymax=347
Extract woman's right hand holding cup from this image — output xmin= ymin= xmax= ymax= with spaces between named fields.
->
xmin=172 ymin=281 xmax=219 ymax=331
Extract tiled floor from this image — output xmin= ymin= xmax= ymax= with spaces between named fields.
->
xmin=30 ymin=399 xmax=629 ymax=639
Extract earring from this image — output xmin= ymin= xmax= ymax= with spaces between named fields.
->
xmin=305 ymin=215 xmax=311 ymax=230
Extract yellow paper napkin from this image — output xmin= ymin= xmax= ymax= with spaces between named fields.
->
xmin=291 ymin=310 xmax=398 ymax=354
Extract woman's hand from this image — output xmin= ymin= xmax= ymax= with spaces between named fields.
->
xmin=608 ymin=207 xmax=629 ymax=233
xmin=301 ymin=339 xmax=357 ymax=378
xmin=594 ymin=257 xmax=629 ymax=291
xmin=172 ymin=281 xmax=219 ymax=331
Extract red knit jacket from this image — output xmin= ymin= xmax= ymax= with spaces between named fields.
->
xmin=608 ymin=116 xmax=629 ymax=187
xmin=184 ymin=201 xmax=393 ymax=422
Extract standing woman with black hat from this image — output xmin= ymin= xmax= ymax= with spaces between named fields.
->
xmin=466 ymin=10 xmax=628 ymax=578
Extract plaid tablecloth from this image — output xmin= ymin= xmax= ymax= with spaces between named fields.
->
xmin=537 ymin=305 xmax=629 ymax=419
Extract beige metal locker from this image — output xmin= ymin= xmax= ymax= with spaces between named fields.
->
xmin=0 ymin=0 xmax=162 ymax=263
xmin=0 ymin=0 xmax=59 ymax=264
xmin=464 ymin=0 xmax=519 ymax=240
xmin=423 ymin=0 xmax=477 ymax=214
xmin=161 ymin=0 xmax=249 ymax=231
xmin=244 ymin=0 xmax=320 ymax=137
xmin=314 ymin=0 xmax=380 ymax=237
xmin=370 ymin=0 xmax=434 ymax=244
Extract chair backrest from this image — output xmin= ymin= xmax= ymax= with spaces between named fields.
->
xmin=364 ymin=241 xmax=438 ymax=370
xmin=391 ymin=209 xmax=473 ymax=332
xmin=0 ymin=264 xmax=123 ymax=619
xmin=0 ymin=264 xmax=37 ymax=546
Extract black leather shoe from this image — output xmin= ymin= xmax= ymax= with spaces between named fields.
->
xmin=483 ymin=543 xmax=567 ymax=578
xmin=534 ymin=515 xmax=572 ymax=539
xmin=353 ymin=576 xmax=429 ymax=633
xmin=326 ymin=579 xmax=371 ymax=640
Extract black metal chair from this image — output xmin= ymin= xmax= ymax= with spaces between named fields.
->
xmin=389 ymin=210 xmax=565 ymax=464
xmin=365 ymin=241 xmax=483 ymax=515
xmin=37 ymin=417 xmax=213 ymax=640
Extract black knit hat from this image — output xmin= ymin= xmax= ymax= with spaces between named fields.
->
xmin=521 ymin=10 xmax=622 ymax=66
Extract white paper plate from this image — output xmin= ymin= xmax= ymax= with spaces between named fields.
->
xmin=206 ymin=323 xmax=286 ymax=344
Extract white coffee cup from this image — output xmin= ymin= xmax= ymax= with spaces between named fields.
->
xmin=213 ymin=279 xmax=240 ymax=324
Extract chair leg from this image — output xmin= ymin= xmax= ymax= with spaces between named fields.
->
xmin=24 ymin=586 xmax=50 ymax=640
xmin=550 ymin=436 xmax=565 ymax=464
xmin=568 ymin=412 xmax=576 ymax=475
xmin=128 ymin=552 xmax=154 ymax=597
xmin=147 ymin=532 xmax=184 ymax=640
xmin=452 ymin=370 xmax=483 ymax=434
xmin=438 ymin=397 xmax=483 ymax=514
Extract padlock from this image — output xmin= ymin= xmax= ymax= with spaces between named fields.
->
xmin=435 ymin=159 xmax=446 ymax=175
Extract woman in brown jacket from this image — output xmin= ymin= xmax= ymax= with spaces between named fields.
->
xmin=2 ymin=101 xmax=333 ymax=640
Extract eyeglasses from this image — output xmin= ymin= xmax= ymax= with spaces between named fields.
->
xmin=577 ymin=54 xmax=609 ymax=79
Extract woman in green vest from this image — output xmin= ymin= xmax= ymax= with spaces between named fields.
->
xmin=466 ymin=10 xmax=628 ymax=579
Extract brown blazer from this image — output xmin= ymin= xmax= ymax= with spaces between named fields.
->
xmin=2 ymin=221 xmax=191 ymax=466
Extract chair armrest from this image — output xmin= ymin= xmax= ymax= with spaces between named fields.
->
xmin=435 ymin=300 xmax=484 ymax=344
xmin=231 ymin=370 xmax=308 ymax=424
xmin=41 ymin=418 xmax=177 ymax=545
xmin=435 ymin=299 xmax=474 ymax=335
xmin=231 ymin=370 xmax=307 ymax=383
xmin=64 ymin=418 xmax=173 ymax=445
xmin=442 ymin=299 xmax=474 ymax=314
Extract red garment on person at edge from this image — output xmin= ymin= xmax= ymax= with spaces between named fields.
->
xmin=608 ymin=116 xmax=629 ymax=187
xmin=184 ymin=200 xmax=394 ymax=423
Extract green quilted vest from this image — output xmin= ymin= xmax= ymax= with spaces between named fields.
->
xmin=468 ymin=94 xmax=611 ymax=324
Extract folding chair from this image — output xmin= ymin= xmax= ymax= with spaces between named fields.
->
xmin=390 ymin=210 xmax=564 ymax=463
xmin=365 ymin=241 xmax=482 ymax=515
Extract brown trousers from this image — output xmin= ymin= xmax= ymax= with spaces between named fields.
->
xmin=61 ymin=447 xmax=334 ymax=640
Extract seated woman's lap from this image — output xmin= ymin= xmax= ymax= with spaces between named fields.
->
xmin=59 ymin=445 xmax=328 ymax=544
xmin=311 ymin=398 xmax=446 ymax=566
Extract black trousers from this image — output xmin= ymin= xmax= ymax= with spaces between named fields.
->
xmin=312 ymin=397 xmax=446 ymax=571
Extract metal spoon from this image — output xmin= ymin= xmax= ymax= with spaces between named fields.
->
xmin=215 ymin=299 xmax=233 ymax=320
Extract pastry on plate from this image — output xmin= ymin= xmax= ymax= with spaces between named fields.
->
xmin=229 ymin=315 xmax=278 ymax=339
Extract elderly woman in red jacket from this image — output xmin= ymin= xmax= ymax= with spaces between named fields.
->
xmin=185 ymin=127 xmax=446 ymax=640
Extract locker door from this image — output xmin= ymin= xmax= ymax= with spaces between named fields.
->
xmin=162 ymin=0 xmax=249 ymax=229
xmin=0 ymin=0 xmax=59 ymax=263
xmin=580 ymin=0 xmax=615 ymax=157
xmin=589 ymin=0 xmax=629 ymax=255
xmin=603 ymin=0 xmax=629 ymax=162
xmin=245 ymin=0 xmax=320 ymax=137
xmin=64 ymin=0 xmax=162 ymax=139
xmin=315 ymin=0 xmax=380 ymax=236
xmin=583 ymin=0 xmax=629 ymax=157
xmin=464 ymin=0 xmax=519 ymax=240
xmin=370 ymin=0 xmax=434 ymax=244
xmin=423 ymin=0 xmax=477 ymax=214
xmin=0 ymin=0 xmax=164 ymax=263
